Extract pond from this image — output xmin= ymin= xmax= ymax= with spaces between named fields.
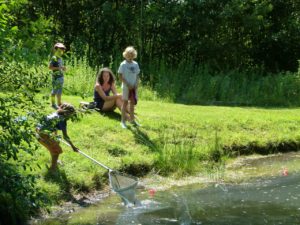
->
xmin=32 ymin=152 xmax=300 ymax=225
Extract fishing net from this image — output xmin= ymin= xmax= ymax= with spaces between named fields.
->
xmin=109 ymin=170 xmax=139 ymax=205
xmin=60 ymin=140 xmax=140 ymax=206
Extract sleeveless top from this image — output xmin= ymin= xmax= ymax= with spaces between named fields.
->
xmin=94 ymin=86 xmax=111 ymax=109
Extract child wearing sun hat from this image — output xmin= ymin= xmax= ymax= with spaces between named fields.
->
xmin=49 ymin=42 xmax=67 ymax=109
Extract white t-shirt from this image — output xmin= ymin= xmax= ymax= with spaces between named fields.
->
xmin=118 ymin=60 xmax=140 ymax=86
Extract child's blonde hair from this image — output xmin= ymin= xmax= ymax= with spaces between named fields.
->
xmin=122 ymin=46 xmax=137 ymax=59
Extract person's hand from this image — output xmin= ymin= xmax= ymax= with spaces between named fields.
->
xmin=72 ymin=146 xmax=79 ymax=152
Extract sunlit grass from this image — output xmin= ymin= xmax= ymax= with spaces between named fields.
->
xmin=26 ymin=94 xmax=300 ymax=207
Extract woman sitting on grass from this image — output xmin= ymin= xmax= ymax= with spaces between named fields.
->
xmin=94 ymin=68 xmax=127 ymax=113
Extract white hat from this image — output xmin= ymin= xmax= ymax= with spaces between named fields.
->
xmin=54 ymin=43 xmax=66 ymax=49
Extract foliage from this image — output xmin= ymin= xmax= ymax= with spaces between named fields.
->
xmin=0 ymin=61 xmax=49 ymax=224
xmin=0 ymin=0 xmax=53 ymax=63
xmin=29 ymin=0 xmax=300 ymax=73
xmin=154 ymin=130 xmax=201 ymax=176
xmin=146 ymin=60 xmax=300 ymax=106
xmin=0 ymin=1 xmax=53 ymax=224
xmin=0 ymin=0 xmax=300 ymax=222
xmin=62 ymin=55 xmax=98 ymax=99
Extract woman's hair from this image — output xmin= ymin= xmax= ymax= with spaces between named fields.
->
xmin=96 ymin=68 xmax=115 ymax=85
xmin=122 ymin=46 xmax=137 ymax=59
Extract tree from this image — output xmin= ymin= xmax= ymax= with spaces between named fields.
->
xmin=0 ymin=1 xmax=51 ymax=224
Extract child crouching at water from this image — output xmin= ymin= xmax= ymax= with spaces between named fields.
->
xmin=36 ymin=103 xmax=78 ymax=171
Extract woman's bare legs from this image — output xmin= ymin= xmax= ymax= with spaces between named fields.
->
xmin=116 ymin=98 xmax=130 ymax=113
xmin=101 ymin=99 xmax=117 ymax=111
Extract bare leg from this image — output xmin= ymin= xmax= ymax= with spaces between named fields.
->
xmin=102 ymin=99 xmax=117 ymax=111
xmin=116 ymin=98 xmax=130 ymax=113
xmin=116 ymin=98 xmax=130 ymax=120
xmin=122 ymin=100 xmax=128 ymax=123
xmin=50 ymin=153 xmax=59 ymax=171
xmin=129 ymin=100 xmax=135 ymax=121
xmin=57 ymin=94 xmax=62 ymax=106
xmin=116 ymin=98 xmax=123 ymax=111
xmin=37 ymin=132 xmax=62 ymax=170
xmin=51 ymin=94 xmax=56 ymax=105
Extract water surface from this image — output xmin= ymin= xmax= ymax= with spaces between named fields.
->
xmin=33 ymin=152 xmax=300 ymax=225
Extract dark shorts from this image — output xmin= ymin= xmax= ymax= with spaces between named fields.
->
xmin=95 ymin=99 xmax=104 ymax=110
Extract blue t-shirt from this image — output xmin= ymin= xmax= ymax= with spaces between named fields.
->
xmin=37 ymin=112 xmax=67 ymax=132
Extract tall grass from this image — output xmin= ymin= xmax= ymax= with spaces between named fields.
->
xmin=63 ymin=56 xmax=97 ymax=99
xmin=146 ymin=60 xmax=300 ymax=106
xmin=45 ymin=53 xmax=300 ymax=106
xmin=59 ymin=55 xmax=162 ymax=102
xmin=153 ymin=128 xmax=224 ymax=176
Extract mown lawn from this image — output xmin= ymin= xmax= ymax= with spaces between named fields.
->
xmin=30 ymin=95 xmax=300 ymax=205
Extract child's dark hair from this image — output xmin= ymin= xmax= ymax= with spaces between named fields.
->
xmin=58 ymin=103 xmax=76 ymax=116
xmin=96 ymin=68 xmax=115 ymax=85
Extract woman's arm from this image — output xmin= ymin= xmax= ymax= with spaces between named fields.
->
xmin=95 ymin=84 xmax=118 ymax=101
xmin=111 ymin=82 xmax=121 ymax=97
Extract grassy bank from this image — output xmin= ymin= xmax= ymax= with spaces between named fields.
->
xmin=26 ymin=95 xmax=300 ymax=210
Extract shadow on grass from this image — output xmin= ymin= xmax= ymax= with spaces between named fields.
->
xmin=128 ymin=126 xmax=159 ymax=152
xmin=44 ymin=169 xmax=94 ymax=207
xmin=98 ymin=110 xmax=121 ymax=121
xmin=45 ymin=168 xmax=73 ymax=200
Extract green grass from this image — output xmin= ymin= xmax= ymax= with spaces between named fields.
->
xmin=27 ymin=95 xmax=300 ymax=207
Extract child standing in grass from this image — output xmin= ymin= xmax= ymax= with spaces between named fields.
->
xmin=36 ymin=103 xmax=78 ymax=171
xmin=118 ymin=46 xmax=140 ymax=129
xmin=49 ymin=42 xmax=66 ymax=109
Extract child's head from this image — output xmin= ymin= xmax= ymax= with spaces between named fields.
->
xmin=122 ymin=46 xmax=137 ymax=61
xmin=97 ymin=68 xmax=115 ymax=85
xmin=53 ymin=42 xmax=66 ymax=57
xmin=57 ymin=103 xmax=76 ymax=118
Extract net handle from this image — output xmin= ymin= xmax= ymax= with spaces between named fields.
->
xmin=61 ymin=140 xmax=112 ymax=171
